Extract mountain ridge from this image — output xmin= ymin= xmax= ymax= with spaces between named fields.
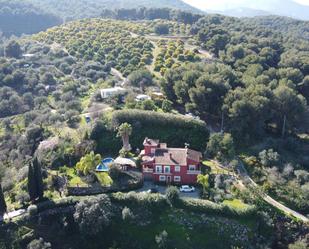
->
xmin=184 ymin=0 xmax=309 ymax=20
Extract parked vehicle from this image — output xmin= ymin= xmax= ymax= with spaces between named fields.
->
xmin=179 ymin=185 xmax=195 ymax=193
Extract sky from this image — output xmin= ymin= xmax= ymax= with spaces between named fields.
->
xmin=183 ymin=0 xmax=309 ymax=10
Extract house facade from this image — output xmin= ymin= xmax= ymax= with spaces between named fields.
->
xmin=141 ymin=138 xmax=202 ymax=184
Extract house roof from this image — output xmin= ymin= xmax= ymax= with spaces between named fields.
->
xmin=143 ymin=138 xmax=159 ymax=146
xmin=154 ymin=148 xmax=201 ymax=166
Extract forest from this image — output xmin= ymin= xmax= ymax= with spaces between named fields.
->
xmin=0 ymin=4 xmax=308 ymax=249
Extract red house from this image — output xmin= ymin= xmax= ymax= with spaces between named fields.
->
xmin=140 ymin=138 xmax=202 ymax=184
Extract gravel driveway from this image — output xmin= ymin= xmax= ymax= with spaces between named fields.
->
xmin=138 ymin=181 xmax=200 ymax=199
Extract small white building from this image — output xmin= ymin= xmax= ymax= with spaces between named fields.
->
xmin=100 ymin=87 xmax=126 ymax=99
xmin=135 ymin=94 xmax=151 ymax=102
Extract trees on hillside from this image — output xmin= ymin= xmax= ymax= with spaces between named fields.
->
xmin=74 ymin=195 xmax=112 ymax=236
xmin=154 ymin=23 xmax=169 ymax=35
xmin=5 ymin=41 xmax=22 ymax=58
xmin=206 ymin=133 xmax=235 ymax=162
xmin=273 ymin=85 xmax=307 ymax=137
xmin=128 ymin=69 xmax=153 ymax=88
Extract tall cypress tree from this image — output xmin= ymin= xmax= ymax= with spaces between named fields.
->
xmin=33 ymin=157 xmax=44 ymax=200
xmin=0 ymin=184 xmax=7 ymax=216
xmin=28 ymin=162 xmax=37 ymax=202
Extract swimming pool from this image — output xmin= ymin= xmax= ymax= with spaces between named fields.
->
xmin=96 ymin=158 xmax=114 ymax=172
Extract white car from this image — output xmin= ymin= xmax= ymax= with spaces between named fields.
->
xmin=179 ymin=185 xmax=195 ymax=193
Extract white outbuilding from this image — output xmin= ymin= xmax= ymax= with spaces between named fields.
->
xmin=100 ymin=87 xmax=126 ymax=99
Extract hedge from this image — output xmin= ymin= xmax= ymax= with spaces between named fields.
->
xmin=35 ymin=197 xmax=80 ymax=213
xmin=110 ymin=191 xmax=169 ymax=211
xmin=178 ymin=198 xmax=257 ymax=218
xmin=95 ymin=109 xmax=209 ymax=154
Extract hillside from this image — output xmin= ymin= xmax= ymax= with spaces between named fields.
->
xmin=0 ymin=12 xmax=309 ymax=249
xmin=25 ymin=0 xmax=201 ymax=20
xmin=0 ymin=0 xmax=62 ymax=36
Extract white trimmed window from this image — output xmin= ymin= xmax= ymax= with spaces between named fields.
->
xmin=164 ymin=166 xmax=170 ymax=173
xmin=156 ymin=165 xmax=162 ymax=173
xmin=151 ymin=148 xmax=156 ymax=154
xmin=174 ymin=176 xmax=181 ymax=182
xmin=175 ymin=166 xmax=181 ymax=172
xmin=189 ymin=165 xmax=196 ymax=171
xmin=159 ymin=175 xmax=166 ymax=182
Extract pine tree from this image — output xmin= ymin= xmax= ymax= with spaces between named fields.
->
xmin=28 ymin=157 xmax=44 ymax=202
xmin=0 ymin=184 xmax=7 ymax=216
xmin=28 ymin=162 xmax=37 ymax=202
xmin=33 ymin=157 xmax=44 ymax=200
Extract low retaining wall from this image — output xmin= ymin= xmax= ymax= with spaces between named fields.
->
xmin=67 ymin=171 xmax=143 ymax=196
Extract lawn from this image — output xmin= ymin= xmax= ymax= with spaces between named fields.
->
xmin=223 ymin=199 xmax=250 ymax=209
xmin=202 ymin=160 xmax=232 ymax=175
xmin=116 ymin=208 xmax=257 ymax=249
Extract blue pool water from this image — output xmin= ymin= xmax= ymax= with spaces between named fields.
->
xmin=96 ymin=158 xmax=114 ymax=172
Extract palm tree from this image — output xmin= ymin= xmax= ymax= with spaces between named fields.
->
xmin=117 ymin=123 xmax=132 ymax=152
xmin=197 ymin=174 xmax=210 ymax=196
xmin=76 ymin=151 xmax=101 ymax=175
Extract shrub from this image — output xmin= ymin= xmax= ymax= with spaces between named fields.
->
xmin=27 ymin=238 xmax=51 ymax=249
xmin=27 ymin=205 xmax=38 ymax=216
xmin=122 ymin=206 xmax=134 ymax=221
xmin=165 ymin=186 xmax=179 ymax=205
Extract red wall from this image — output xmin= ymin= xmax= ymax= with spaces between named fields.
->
xmin=144 ymin=145 xmax=158 ymax=155
xmin=145 ymin=161 xmax=200 ymax=185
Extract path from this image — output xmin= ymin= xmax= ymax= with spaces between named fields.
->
xmin=1 ymin=209 xmax=26 ymax=222
xmin=236 ymin=160 xmax=309 ymax=223
xmin=138 ymin=181 xmax=200 ymax=199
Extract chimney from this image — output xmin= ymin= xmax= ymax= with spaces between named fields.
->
xmin=160 ymin=143 xmax=167 ymax=149
xmin=169 ymin=153 xmax=173 ymax=159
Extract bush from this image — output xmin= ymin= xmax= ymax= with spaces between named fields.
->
xmin=27 ymin=205 xmax=38 ymax=216
xmin=122 ymin=206 xmax=134 ymax=221
xmin=165 ymin=186 xmax=179 ymax=205
xmin=27 ymin=238 xmax=51 ymax=249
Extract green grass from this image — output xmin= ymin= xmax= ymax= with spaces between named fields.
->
xmin=223 ymin=199 xmax=250 ymax=209
xmin=117 ymin=208 xmax=256 ymax=249
xmin=202 ymin=160 xmax=232 ymax=175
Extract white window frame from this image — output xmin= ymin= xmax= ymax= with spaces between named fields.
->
xmin=164 ymin=166 xmax=170 ymax=173
xmin=174 ymin=176 xmax=181 ymax=182
xmin=159 ymin=175 xmax=166 ymax=182
xmin=151 ymin=148 xmax=156 ymax=154
xmin=156 ymin=165 xmax=162 ymax=173
xmin=175 ymin=165 xmax=181 ymax=172
xmin=189 ymin=165 xmax=196 ymax=171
